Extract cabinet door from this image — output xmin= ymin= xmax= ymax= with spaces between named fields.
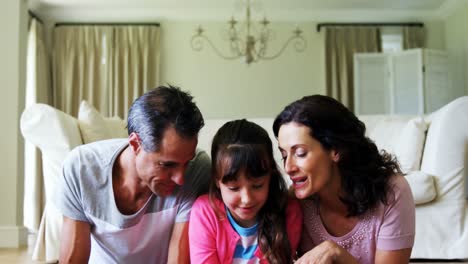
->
xmin=354 ymin=53 xmax=390 ymax=115
xmin=424 ymin=50 xmax=450 ymax=112
xmin=391 ymin=49 xmax=424 ymax=114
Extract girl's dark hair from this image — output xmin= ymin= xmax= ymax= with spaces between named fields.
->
xmin=273 ymin=95 xmax=401 ymax=217
xmin=210 ymin=119 xmax=292 ymax=264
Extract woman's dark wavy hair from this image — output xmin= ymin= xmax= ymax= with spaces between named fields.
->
xmin=272 ymin=95 xmax=401 ymax=217
xmin=210 ymin=119 xmax=292 ymax=264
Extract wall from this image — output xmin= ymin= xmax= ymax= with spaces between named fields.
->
xmin=159 ymin=20 xmax=446 ymax=119
xmin=0 ymin=0 xmax=28 ymax=247
xmin=445 ymin=3 xmax=468 ymax=96
xmin=425 ymin=20 xmax=445 ymax=50
xmin=159 ymin=21 xmax=325 ymax=119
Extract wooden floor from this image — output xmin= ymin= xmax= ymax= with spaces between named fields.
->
xmin=0 ymin=247 xmax=38 ymax=264
xmin=0 ymin=234 xmax=40 ymax=264
xmin=0 ymin=234 xmax=466 ymax=263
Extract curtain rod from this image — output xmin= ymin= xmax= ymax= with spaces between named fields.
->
xmin=55 ymin=22 xmax=160 ymax=27
xmin=316 ymin=22 xmax=424 ymax=32
xmin=28 ymin=11 xmax=44 ymax=24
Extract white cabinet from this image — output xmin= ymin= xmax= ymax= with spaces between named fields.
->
xmin=354 ymin=49 xmax=451 ymax=115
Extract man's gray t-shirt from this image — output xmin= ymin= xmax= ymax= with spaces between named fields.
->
xmin=54 ymin=138 xmax=211 ymax=263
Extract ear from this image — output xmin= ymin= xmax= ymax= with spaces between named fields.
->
xmin=128 ymin=132 xmax=141 ymax=154
xmin=330 ymin=149 xmax=340 ymax=163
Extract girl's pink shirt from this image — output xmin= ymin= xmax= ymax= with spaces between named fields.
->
xmin=189 ymin=194 xmax=303 ymax=264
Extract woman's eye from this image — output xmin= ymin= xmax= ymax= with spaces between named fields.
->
xmin=295 ymin=151 xmax=306 ymax=157
xmin=228 ymin=187 xmax=239 ymax=191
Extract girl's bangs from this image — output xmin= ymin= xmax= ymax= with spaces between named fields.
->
xmin=216 ymin=144 xmax=270 ymax=183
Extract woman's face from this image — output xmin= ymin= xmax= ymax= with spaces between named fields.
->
xmin=277 ymin=122 xmax=339 ymax=199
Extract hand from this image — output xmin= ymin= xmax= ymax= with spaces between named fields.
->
xmin=295 ymin=240 xmax=353 ymax=264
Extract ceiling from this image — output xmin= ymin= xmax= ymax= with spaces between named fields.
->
xmin=28 ymin=0 xmax=466 ymax=23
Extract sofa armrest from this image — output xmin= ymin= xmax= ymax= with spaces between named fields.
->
xmin=20 ymin=103 xmax=83 ymax=199
xmin=421 ymin=96 xmax=468 ymax=200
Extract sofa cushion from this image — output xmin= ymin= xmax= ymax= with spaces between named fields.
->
xmin=405 ymin=171 xmax=437 ymax=205
xmin=78 ymin=100 xmax=127 ymax=144
xmin=105 ymin=117 xmax=128 ymax=138
xmin=78 ymin=100 xmax=109 ymax=143
xmin=394 ymin=117 xmax=428 ymax=173
xmin=368 ymin=116 xmax=427 ymax=173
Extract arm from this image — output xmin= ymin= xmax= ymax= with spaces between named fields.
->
xmin=188 ymin=197 xmax=221 ymax=264
xmin=295 ymin=240 xmax=358 ymax=264
xmin=55 ymin=151 xmax=92 ymax=263
xmin=375 ymin=248 xmax=412 ymax=264
xmin=295 ymin=240 xmax=412 ymax=264
xmin=375 ymin=176 xmax=415 ymax=264
xmin=168 ymin=222 xmax=190 ymax=264
xmin=59 ymin=216 xmax=91 ymax=264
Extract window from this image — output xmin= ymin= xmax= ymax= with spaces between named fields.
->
xmin=381 ymin=28 xmax=403 ymax=53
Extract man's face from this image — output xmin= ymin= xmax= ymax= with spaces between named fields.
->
xmin=133 ymin=127 xmax=197 ymax=196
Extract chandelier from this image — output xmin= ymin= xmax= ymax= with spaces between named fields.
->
xmin=190 ymin=0 xmax=307 ymax=64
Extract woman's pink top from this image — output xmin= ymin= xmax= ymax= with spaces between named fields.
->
xmin=189 ymin=194 xmax=303 ymax=263
xmin=300 ymin=176 xmax=415 ymax=264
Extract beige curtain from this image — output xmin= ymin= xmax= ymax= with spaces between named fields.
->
xmin=24 ymin=18 xmax=51 ymax=231
xmin=53 ymin=25 xmax=160 ymax=118
xmin=108 ymin=26 xmax=160 ymax=119
xmin=403 ymin=26 xmax=425 ymax=49
xmin=325 ymin=27 xmax=381 ymax=110
xmin=53 ymin=26 xmax=112 ymax=116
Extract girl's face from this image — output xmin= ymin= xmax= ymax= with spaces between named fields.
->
xmin=218 ymin=170 xmax=271 ymax=227
xmin=277 ymin=122 xmax=340 ymax=199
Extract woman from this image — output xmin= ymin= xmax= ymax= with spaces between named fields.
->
xmin=273 ymin=95 xmax=415 ymax=264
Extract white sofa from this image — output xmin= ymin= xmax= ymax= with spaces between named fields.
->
xmin=21 ymin=97 xmax=468 ymax=262
xmin=20 ymin=101 xmax=128 ymax=262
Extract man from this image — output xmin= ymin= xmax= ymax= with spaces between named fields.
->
xmin=55 ymin=86 xmax=211 ymax=263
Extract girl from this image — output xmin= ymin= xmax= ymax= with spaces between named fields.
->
xmin=189 ymin=119 xmax=302 ymax=264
